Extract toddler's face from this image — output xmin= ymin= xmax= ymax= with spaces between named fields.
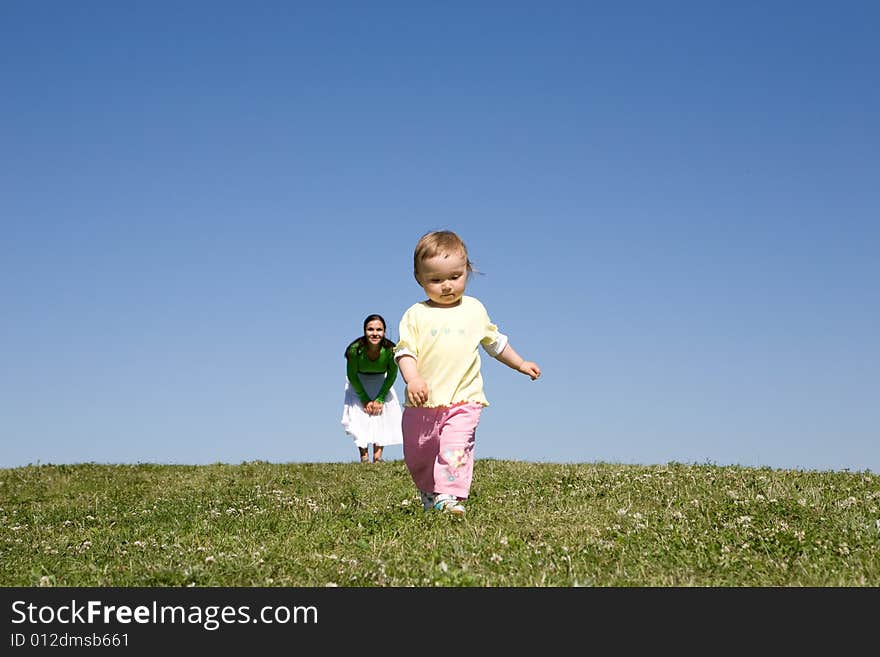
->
xmin=416 ymin=251 xmax=468 ymax=307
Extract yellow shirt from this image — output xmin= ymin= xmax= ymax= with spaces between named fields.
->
xmin=395 ymin=296 xmax=508 ymax=408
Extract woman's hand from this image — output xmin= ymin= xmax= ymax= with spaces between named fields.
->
xmin=365 ymin=400 xmax=384 ymax=415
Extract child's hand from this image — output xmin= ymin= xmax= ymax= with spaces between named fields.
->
xmin=406 ymin=377 xmax=429 ymax=406
xmin=519 ymin=361 xmax=541 ymax=380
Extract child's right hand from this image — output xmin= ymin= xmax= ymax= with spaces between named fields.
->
xmin=406 ymin=377 xmax=429 ymax=406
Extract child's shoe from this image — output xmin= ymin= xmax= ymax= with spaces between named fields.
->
xmin=433 ymin=493 xmax=466 ymax=515
xmin=419 ymin=490 xmax=435 ymax=512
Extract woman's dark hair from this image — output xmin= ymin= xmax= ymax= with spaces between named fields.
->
xmin=344 ymin=314 xmax=396 ymax=359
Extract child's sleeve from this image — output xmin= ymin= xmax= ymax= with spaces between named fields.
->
xmin=394 ymin=309 xmax=418 ymax=362
xmin=479 ymin=306 xmax=509 ymax=358
xmin=345 ymin=346 xmax=371 ymax=404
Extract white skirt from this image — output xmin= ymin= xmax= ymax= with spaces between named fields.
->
xmin=340 ymin=373 xmax=404 ymax=448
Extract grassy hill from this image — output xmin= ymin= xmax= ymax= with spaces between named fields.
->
xmin=1 ymin=459 xmax=877 ymax=586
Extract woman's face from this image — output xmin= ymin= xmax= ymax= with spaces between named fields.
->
xmin=364 ymin=319 xmax=385 ymax=346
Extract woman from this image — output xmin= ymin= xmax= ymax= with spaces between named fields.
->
xmin=340 ymin=314 xmax=404 ymax=462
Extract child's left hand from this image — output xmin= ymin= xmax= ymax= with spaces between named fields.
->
xmin=519 ymin=361 xmax=541 ymax=380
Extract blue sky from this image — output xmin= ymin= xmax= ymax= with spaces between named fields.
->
xmin=2 ymin=1 xmax=877 ymax=472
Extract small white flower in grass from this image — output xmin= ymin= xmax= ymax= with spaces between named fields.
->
xmin=737 ymin=516 xmax=752 ymax=525
xmin=439 ymin=561 xmax=448 ymax=573
xmin=837 ymin=496 xmax=857 ymax=509
xmin=490 ymin=553 xmax=503 ymax=563
xmin=39 ymin=576 xmax=52 ymax=587
xmin=204 ymin=555 xmax=216 ymax=564
xmin=187 ymin=582 xmax=197 ymax=587
xmin=400 ymin=499 xmax=411 ymax=506
xmin=499 ymin=536 xmax=509 ymax=546
xmin=617 ymin=508 xmax=628 ymax=516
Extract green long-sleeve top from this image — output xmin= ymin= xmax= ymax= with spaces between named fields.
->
xmin=345 ymin=343 xmax=398 ymax=404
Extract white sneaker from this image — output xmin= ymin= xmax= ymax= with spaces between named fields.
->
xmin=433 ymin=493 xmax=466 ymax=515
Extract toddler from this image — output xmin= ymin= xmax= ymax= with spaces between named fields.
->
xmin=394 ymin=230 xmax=541 ymax=515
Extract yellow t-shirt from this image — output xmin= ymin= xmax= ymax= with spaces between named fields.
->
xmin=394 ymin=295 xmax=508 ymax=408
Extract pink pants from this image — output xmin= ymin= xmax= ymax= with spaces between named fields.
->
xmin=402 ymin=402 xmax=483 ymax=499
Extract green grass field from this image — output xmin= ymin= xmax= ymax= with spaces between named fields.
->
xmin=1 ymin=459 xmax=877 ymax=586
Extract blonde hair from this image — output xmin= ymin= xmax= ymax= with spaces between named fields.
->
xmin=413 ymin=230 xmax=474 ymax=281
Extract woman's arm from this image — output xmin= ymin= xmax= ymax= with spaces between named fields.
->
xmin=346 ymin=349 xmax=371 ymax=404
xmin=374 ymin=348 xmax=398 ymax=403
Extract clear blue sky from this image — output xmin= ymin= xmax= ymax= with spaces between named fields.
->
xmin=2 ymin=1 xmax=877 ymax=473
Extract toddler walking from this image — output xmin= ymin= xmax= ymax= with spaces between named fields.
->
xmin=394 ymin=230 xmax=541 ymax=515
